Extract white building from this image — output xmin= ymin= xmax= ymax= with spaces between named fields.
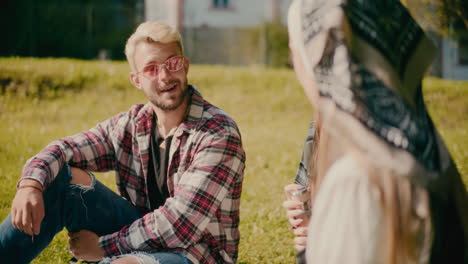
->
xmin=438 ymin=37 xmax=468 ymax=80
xmin=146 ymin=0 xmax=290 ymax=29
xmin=144 ymin=0 xmax=468 ymax=79
xmin=144 ymin=0 xmax=292 ymax=65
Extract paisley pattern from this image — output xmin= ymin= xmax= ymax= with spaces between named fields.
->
xmin=344 ymin=0 xmax=423 ymax=77
xmin=301 ymin=0 xmax=440 ymax=171
xmin=352 ymin=66 xmax=440 ymax=171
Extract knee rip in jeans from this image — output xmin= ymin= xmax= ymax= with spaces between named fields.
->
xmin=70 ymin=167 xmax=95 ymax=191
xmin=67 ymin=169 xmax=96 ymax=222
xmin=102 ymin=252 xmax=160 ymax=264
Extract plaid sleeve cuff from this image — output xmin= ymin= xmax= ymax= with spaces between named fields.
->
xmin=99 ymin=233 xmax=122 ymax=257
xmin=20 ymin=167 xmax=49 ymax=189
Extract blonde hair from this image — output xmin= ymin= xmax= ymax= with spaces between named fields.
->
xmin=125 ymin=21 xmax=184 ymax=72
xmin=308 ymin=126 xmax=430 ymax=264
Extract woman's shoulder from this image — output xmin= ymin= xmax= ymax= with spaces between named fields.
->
xmin=307 ymin=155 xmax=386 ymax=263
xmin=314 ymin=155 xmax=383 ymax=224
xmin=324 ymin=155 xmax=370 ymax=185
xmin=318 ymin=155 xmax=383 ymax=207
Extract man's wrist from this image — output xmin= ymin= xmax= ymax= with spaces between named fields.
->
xmin=17 ymin=179 xmax=44 ymax=192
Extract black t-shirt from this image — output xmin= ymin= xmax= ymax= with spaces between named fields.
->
xmin=147 ymin=119 xmax=172 ymax=211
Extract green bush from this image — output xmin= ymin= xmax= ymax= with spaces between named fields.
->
xmin=0 ymin=57 xmax=130 ymax=98
xmin=248 ymin=22 xmax=290 ymax=68
xmin=263 ymin=22 xmax=290 ymax=68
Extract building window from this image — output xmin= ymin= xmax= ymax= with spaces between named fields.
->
xmin=213 ymin=0 xmax=229 ymax=9
xmin=458 ymin=37 xmax=468 ymax=65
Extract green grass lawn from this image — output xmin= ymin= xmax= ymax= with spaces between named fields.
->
xmin=0 ymin=58 xmax=467 ymax=263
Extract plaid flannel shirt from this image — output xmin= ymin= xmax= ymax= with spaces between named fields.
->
xmin=294 ymin=121 xmax=316 ymax=187
xmin=21 ymin=86 xmax=246 ymax=264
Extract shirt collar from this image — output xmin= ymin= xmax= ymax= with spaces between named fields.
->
xmin=183 ymin=85 xmax=204 ymax=128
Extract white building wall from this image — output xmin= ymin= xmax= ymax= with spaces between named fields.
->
xmin=278 ymin=0 xmax=292 ymax=24
xmin=184 ymin=0 xmax=269 ymax=28
xmin=145 ymin=0 xmax=292 ymax=29
xmin=143 ymin=0 xmax=293 ymax=65
xmin=441 ymin=38 xmax=468 ymax=80
xmin=145 ymin=0 xmax=178 ymax=28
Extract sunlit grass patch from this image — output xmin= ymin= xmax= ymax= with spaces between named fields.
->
xmin=0 ymin=58 xmax=466 ymax=263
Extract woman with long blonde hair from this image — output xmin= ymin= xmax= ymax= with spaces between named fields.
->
xmin=285 ymin=0 xmax=468 ymax=263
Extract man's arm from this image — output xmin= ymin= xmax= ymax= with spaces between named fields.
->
xmin=99 ymin=132 xmax=245 ymax=256
xmin=19 ymin=113 xmax=125 ymax=189
xmin=11 ymin=112 xmax=125 ymax=236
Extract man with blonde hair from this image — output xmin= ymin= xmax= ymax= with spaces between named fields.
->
xmin=0 ymin=21 xmax=245 ymax=264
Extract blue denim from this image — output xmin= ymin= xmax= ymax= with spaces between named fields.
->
xmin=0 ymin=165 xmax=190 ymax=264
xmin=100 ymin=252 xmax=192 ymax=264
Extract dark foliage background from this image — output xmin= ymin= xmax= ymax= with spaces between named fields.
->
xmin=0 ymin=0 xmax=142 ymax=60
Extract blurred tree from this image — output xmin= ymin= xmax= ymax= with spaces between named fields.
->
xmin=402 ymin=0 xmax=467 ymax=36
xmin=0 ymin=0 xmax=143 ymax=59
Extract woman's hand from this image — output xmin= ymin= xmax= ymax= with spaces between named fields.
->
xmin=283 ymin=184 xmax=310 ymax=252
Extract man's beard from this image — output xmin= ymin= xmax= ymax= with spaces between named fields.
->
xmin=150 ymin=81 xmax=189 ymax=111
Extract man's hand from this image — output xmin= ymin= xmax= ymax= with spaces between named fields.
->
xmin=68 ymin=230 xmax=105 ymax=262
xmin=283 ymin=184 xmax=310 ymax=252
xmin=11 ymin=179 xmax=45 ymax=236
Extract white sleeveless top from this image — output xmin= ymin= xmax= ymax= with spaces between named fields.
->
xmin=305 ymin=156 xmax=431 ymax=264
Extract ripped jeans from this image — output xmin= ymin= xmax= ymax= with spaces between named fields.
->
xmin=0 ymin=165 xmax=192 ymax=264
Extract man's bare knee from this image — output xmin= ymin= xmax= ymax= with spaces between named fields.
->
xmin=111 ymin=256 xmax=140 ymax=264
xmin=70 ymin=167 xmax=92 ymax=186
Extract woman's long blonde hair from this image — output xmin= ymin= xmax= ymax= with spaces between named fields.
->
xmin=307 ymin=119 xmax=430 ymax=264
